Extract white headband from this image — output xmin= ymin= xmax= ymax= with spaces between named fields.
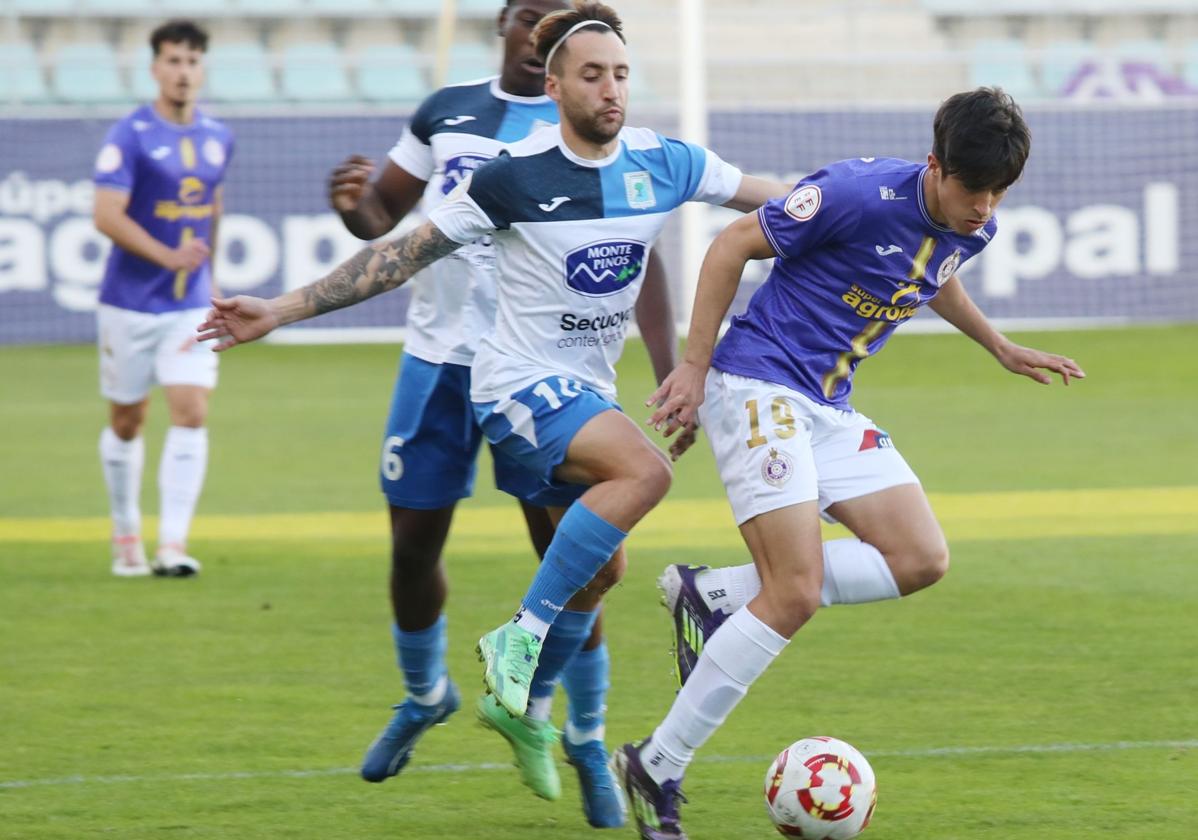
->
xmin=544 ymin=20 xmax=614 ymax=72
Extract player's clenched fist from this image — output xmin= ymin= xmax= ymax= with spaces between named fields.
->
xmin=328 ymin=154 xmax=375 ymax=213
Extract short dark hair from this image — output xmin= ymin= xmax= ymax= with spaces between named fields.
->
xmin=150 ymin=19 xmax=209 ymax=55
xmin=932 ymin=87 xmax=1030 ymax=192
xmin=532 ymin=1 xmax=625 ymax=72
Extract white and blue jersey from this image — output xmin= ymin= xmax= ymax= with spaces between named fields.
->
xmin=712 ymin=158 xmax=996 ymax=409
xmin=388 ymin=77 xmax=559 ymax=365
xmin=93 ymin=105 xmax=234 ymax=314
xmin=380 ymin=78 xmax=560 ymax=509
xmin=429 ymin=124 xmax=742 ymax=492
xmin=431 ymin=123 xmax=742 ymax=404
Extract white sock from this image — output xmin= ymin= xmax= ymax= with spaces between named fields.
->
xmin=158 ymin=426 xmax=208 ymax=548
xmin=99 ymin=427 xmax=143 ymax=538
xmin=411 ymin=674 xmax=448 ymax=707
xmin=697 ymin=538 xmax=900 ymax=610
xmin=526 ymin=694 xmax=554 ymax=722
xmin=565 ymin=719 xmax=605 ymax=745
xmin=642 ymin=606 xmax=787 ymax=784
xmin=513 ymin=610 xmax=551 ymax=640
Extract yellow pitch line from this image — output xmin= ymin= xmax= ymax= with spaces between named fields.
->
xmin=1 ymin=487 xmax=1196 ymax=547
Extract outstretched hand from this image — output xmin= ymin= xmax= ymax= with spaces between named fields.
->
xmin=196 ymin=296 xmax=279 ymax=351
xmin=996 ymin=340 xmax=1086 ymax=385
xmin=646 ymin=360 xmax=707 ymax=439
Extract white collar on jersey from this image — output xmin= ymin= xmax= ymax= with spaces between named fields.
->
xmin=551 ymin=124 xmax=624 ymax=168
xmin=489 ymin=77 xmax=552 ymax=105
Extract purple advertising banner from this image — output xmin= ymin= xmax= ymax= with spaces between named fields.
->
xmin=2 ymin=105 xmax=1195 ymax=345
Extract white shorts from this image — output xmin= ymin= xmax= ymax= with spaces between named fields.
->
xmin=699 ymin=369 xmax=919 ymax=525
xmin=97 ymin=304 xmax=218 ymax=404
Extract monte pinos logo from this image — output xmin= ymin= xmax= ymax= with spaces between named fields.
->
xmin=564 ymin=239 xmax=646 ymax=297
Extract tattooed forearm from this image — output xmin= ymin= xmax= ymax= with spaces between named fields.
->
xmin=301 ymin=223 xmax=462 ymax=317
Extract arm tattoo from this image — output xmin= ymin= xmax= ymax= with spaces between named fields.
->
xmin=302 ymin=225 xmax=462 ymax=317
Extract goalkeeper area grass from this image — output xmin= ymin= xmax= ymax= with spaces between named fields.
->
xmin=2 ymin=326 xmax=1196 ymax=839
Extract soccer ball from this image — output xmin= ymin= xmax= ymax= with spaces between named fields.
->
xmin=763 ymin=736 xmax=877 ymax=839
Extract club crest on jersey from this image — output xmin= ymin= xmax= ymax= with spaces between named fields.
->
xmin=858 ymin=429 xmax=893 ymax=451
xmin=936 ymin=248 xmax=962 ymax=286
xmin=624 ymin=170 xmax=657 ymax=210
xmin=761 ymin=447 xmax=793 ymax=487
xmin=784 ymin=185 xmax=821 ymax=222
xmin=440 ymin=153 xmax=492 ymax=195
xmin=564 ymin=240 xmax=646 ymax=297
xmin=202 ymin=138 xmax=225 ymax=167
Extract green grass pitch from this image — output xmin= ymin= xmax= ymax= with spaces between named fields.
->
xmin=1 ymin=325 xmax=1196 ymax=839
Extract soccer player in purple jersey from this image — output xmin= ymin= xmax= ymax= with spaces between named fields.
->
xmin=93 ymin=20 xmax=233 ymax=578
xmin=613 ymin=88 xmax=1086 ymax=839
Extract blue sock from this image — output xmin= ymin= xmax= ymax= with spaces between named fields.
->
xmin=521 ymin=502 xmax=626 ymax=624
xmin=393 ymin=615 xmax=447 ymax=700
xmin=562 ymin=642 xmax=609 ymax=740
xmin=529 ymin=608 xmax=598 ymax=703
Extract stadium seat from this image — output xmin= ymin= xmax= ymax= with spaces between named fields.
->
xmin=379 ymin=0 xmax=445 ymax=14
xmin=86 ymin=0 xmax=159 ymax=12
xmin=1183 ymin=40 xmax=1198 ymax=88
xmin=308 ymin=0 xmax=383 ymax=11
xmin=235 ymin=0 xmax=300 ymax=14
xmin=126 ymin=46 xmax=157 ymax=104
xmin=1040 ymin=39 xmax=1097 ymax=96
xmin=1112 ymin=39 xmax=1171 ymax=73
xmin=445 ymin=42 xmax=496 ymax=85
xmin=458 ymin=0 xmax=503 ymax=15
xmin=968 ymin=39 xmax=1039 ymax=100
xmin=355 ymin=45 xmax=428 ymax=103
xmin=0 ymin=42 xmax=50 ymax=104
xmin=206 ymin=42 xmax=276 ymax=103
xmin=10 ymin=0 xmax=75 ymax=12
xmin=280 ymin=42 xmax=353 ymax=102
xmin=52 ymin=43 xmax=128 ymax=104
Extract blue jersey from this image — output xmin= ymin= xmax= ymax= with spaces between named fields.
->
xmin=712 ymin=158 xmax=996 ymax=408
xmin=93 ymin=105 xmax=234 ymax=314
xmin=388 ymin=78 xmax=560 ymax=366
xmin=430 ymin=125 xmax=743 ymax=402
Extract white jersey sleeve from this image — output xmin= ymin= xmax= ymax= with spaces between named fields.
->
xmin=387 ymin=126 xmax=435 ymax=181
xmin=694 ymin=147 xmax=743 ymax=206
xmin=428 ymin=182 xmax=498 ymax=245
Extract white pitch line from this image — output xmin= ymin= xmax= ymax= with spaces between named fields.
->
xmin=1 ymin=739 xmax=1193 ymax=791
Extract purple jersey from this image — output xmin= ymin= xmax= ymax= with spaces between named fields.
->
xmin=712 ymin=158 xmax=996 ymax=408
xmin=94 ymin=105 xmax=234 ymax=314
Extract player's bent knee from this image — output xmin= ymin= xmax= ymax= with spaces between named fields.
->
xmin=907 ymin=541 xmax=950 ymax=593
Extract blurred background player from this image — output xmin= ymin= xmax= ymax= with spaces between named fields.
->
xmin=323 ymin=0 xmax=676 ymax=825
xmin=93 ymin=19 xmax=233 ymax=578
xmin=615 ymin=88 xmax=1085 ymax=840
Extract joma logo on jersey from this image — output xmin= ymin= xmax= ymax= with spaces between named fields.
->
xmin=440 ymin=154 xmax=492 ymax=195
xmin=564 ymin=240 xmax=646 ymax=297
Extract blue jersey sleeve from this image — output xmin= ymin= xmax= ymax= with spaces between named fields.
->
xmin=93 ymin=119 xmax=138 ymax=192
xmin=758 ymin=167 xmax=863 ymax=259
xmin=459 ymin=153 xmax=513 ymax=230
xmin=406 ymin=89 xmax=443 ymax=145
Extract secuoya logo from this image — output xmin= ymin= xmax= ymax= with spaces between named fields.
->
xmin=564 ymin=239 xmax=646 ymax=297
xmin=440 ymin=153 xmax=492 ymax=195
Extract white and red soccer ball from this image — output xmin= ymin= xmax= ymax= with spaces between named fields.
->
xmin=763 ymin=736 xmax=877 ymax=839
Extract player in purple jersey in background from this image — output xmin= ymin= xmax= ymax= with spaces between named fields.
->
xmin=613 ymin=88 xmax=1086 ymax=840
xmin=93 ymin=20 xmax=233 ymax=578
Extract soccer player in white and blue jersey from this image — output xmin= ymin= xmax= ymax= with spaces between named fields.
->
xmin=326 ymin=0 xmax=679 ymax=823
xmin=93 ymin=20 xmax=233 ymax=579
xmin=198 ymin=0 xmax=785 ymax=813
xmin=615 ymin=88 xmax=1086 ymax=839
